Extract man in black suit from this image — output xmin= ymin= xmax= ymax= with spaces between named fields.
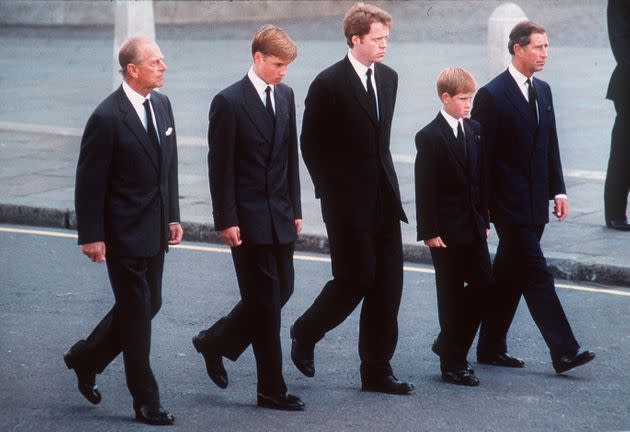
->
xmin=604 ymin=0 xmax=630 ymax=231
xmin=192 ymin=25 xmax=304 ymax=411
xmin=290 ymin=2 xmax=413 ymax=395
xmin=65 ymin=36 xmax=182 ymax=425
xmin=416 ymin=67 xmax=490 ymax=386
xmin=472 ymin=21 xmax=595 ymax=374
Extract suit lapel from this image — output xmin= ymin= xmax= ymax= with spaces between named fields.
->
xmin=241 ymin=76 xmax=274 ymax=144
xmin=151 ymin=93 xmax=172 ymax=176
xmin=344 ymin=57 xmax=379 ymax=127
xmin=503 ymin=71 xmax=537 ymax=131
xmin=463 ymin=119 xmax=478 ymax=177
xmin=116 ymin=87 xmax=160 ymax=172
xmin=270 ymin=84 xmax=289 ymax=160
xmin=436 ymin=113 xmax=466 ymax=171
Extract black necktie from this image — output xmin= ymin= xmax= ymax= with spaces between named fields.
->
xmin=456 ymin=121 xmax=466 ymax=158
xmin=526 ymin=78 xmax=538 ymax=123
xmin=143 ymin=98 xmax=160 ymax=149
xmin=366 ymin=68 xmax=378 ymax=121
xmin=265 ymin=86 xmax=275 ymax=121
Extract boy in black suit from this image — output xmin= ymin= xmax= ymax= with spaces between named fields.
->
xmin=192 ymin=25 xmax=304 ymax=411
xmin=415 ymin=68 xmax=491 ymax=386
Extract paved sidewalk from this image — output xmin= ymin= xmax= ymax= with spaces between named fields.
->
xmin=1 ymin=128 xmax=629 ymax=287
xmin=1 ymin=6 xmax=629 ymax=287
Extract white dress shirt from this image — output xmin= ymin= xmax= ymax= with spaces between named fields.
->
xmin=122 ymin=80 xmax=159 ymax=142
xmin=247 ymin=66 xmax=275 ymax=113
xmin=440 ymin=109 xmax=464 ymax=139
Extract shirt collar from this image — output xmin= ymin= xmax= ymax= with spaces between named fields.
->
xmin=347 ymin=49 xmax=375 ymax=83
xmin=247 ymin=66 xmax=273 ymax=98
xmin=440 ymin=108 xmax=463 ymax=134
xmin=508 ymin=62 xmax=533 ymax=87
xmin=122 ymin=80 xmax=150 ymax=108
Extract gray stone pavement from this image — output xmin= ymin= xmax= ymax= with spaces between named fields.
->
xmin=1 ymin=3 xmax=629 ymax=287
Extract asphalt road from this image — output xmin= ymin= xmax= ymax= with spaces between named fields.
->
xmin=1 ymin=224 xmax=629 ymax=432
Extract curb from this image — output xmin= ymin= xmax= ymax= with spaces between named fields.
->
xmin=1 ymin=203 xmax=629 ymax=288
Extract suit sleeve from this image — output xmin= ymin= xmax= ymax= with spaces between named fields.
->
xmin=300 ymin=76 xmax=332 ymax=198
xmin=287 ymin=88 xmax=302 ymax=219
xmin=74 ymin=111 xmax=114 ymax=245
xmin=166 ymin=96 xmax=181 ymax=224
xmin=415 ymin=130 xmax=439 ymax=241
xmin=208 ymin=93 xmax=239 ymax=231
xmin=546 ymin=88 xmax=566 ymax=197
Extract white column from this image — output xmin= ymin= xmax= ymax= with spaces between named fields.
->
xmin=487 ymin=2 xmax=527 ymax=79
xmin=112 ymin=0 xmax=156 ymax=90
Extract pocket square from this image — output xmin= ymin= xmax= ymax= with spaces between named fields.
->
xmin=165 ymin=127 xmax=173 ymax=136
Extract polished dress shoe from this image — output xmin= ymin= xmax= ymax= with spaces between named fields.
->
xmin=134 ymin=403 xmax=175 ymax=425
xmin=477 ymin=352 xmax=524 ymax=368
xmin=257 ymin=392 xmax=305 ymax=411
xmin=606 ymin=219 xmax=630 ymax=231
xmin=290 ymin=325 xmax=315 ymax=377
xmin=431 ymin=338 xmax=475 ymax=373
xmin=553 ymin=350 xmax=596 ymax=374
xmin=192 ymin=335 xmax=228 ymax=389
xmin=442 ymin=369 xmax=480 ymax=387
xmin=63 ymin=350 xmax=101 ymax=405
xmin=361 ymin=375 xmax=415 ymax=395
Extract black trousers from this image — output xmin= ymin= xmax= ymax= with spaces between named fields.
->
xmin=477 ymin=224 xmax=579 ymax=359
xmin=604 ymin=99 xmax=630 ymax=222
xmin=196 ymin=242 xmax=294 ymax=395
xmin=430 ymin=242 xmax=491 ymax=372
xmin=70 ymin=252 xmax=165 ymax=405
xmin=292 ymin=208 xmax=403 ymax=379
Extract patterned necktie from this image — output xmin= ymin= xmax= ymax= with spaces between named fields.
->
xmin=143 ymin=98 xmax=160 ymax=149
xmin=366 ymin=68 xmax=378 ymax=121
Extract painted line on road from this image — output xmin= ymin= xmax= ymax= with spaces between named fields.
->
xmin=2 ymin=226 xmax=629 ymax=296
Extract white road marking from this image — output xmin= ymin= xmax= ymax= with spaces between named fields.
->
xmin=2 ymin=226 xmax=629 ymax=297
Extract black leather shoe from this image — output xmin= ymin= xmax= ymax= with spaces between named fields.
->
xmin=361 ymin=375 xmax=415 ymax=395
xmin=553 ymin=350 xmax=596 ymax=374
xmin=606 ymin=219 xmax=630 ymax=231
xmin=442 ymin=369 xmax=480 ymax=387
xmin=290 ymin=325 xmax=315 ymax=377
xmin=192 ymin=335 xmax=228 ymax=389
xmin=432 ymin=338 xmax=475 ymax=373
xmin=257 ymin=392 xmax=305 ymax=411
xmin=63 ymin=350 xmax=101 ymax=405
xmin=477 ymin=352 xmax=524 ymax=368
xmin=134 ymin=403 xmax=175 ymax=425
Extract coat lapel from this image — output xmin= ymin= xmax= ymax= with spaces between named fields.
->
xmin=503 ymin=71 xmax=537 ymax=131
xmin=241 ymin=76 xmax=274 ymax=144
xmin=116 ymin=87 xmax=160 ymax=173
xmin=270 ymin=84 xmax=289 ymax=160
xmin=344 ymin=57 xmax=379 ymax=127
xmin=151 ymin=93 xmax=172 ymax=177
xmin=463 ymin=119 xmax=478 ymax=177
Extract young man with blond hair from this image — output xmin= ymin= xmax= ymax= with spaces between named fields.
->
xmin=193 ymin=25 xmax=304 ymax=411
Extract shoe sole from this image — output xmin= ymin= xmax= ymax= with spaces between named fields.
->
xmin=554 ymin=352 xmax=596 ymax=374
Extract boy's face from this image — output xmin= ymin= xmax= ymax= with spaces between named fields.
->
xmin=253 ymin=52 xmax=291 ymax=85
xmin=441 ymin=91 xmax=473 ymax=120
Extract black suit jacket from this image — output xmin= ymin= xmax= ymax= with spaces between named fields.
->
xmin=75 ymin=86 xmax=180 ymax=257
xmin=415 ymin=114 xmax=489 ymax=245
xmin=472 ymin=70 xmax=565 ymax=226
xmin=607 ymin=0 xmax=630 ymax=104
xmin=301 ymin=56 xmax=407 ymax=227
xmin=208 ymin=76 xmax=301 ymax=245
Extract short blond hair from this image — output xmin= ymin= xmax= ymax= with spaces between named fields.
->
xmin=436 ymin=67 xmax=477 ymax=97
xmin=343 ymin=2 xmax=392 ymax=48
xmin=251 ymin=24 xmax=297 ymax=61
